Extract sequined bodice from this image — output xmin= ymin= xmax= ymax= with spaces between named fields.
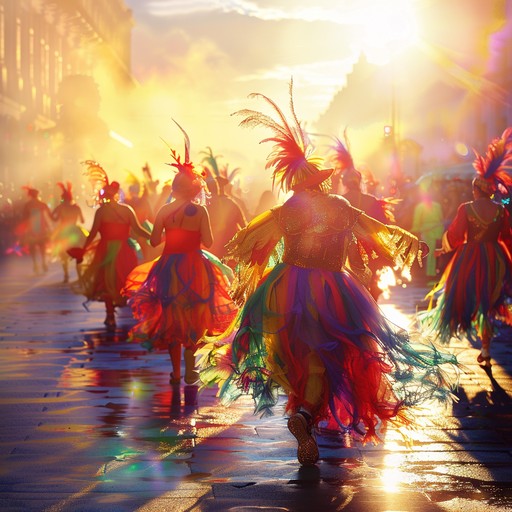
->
xmin=465 ymin=203 xmax=505 ymax=243
xmin=273 ymin=191 xmax=361 ymax=271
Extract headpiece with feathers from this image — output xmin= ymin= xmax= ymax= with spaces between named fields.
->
xmin=327 ymin=130 xmax=355 ymax=174
xmin=200 ymin=147 xmax=241 ymax=185
xmin=22 ymin=185 xmax=39 ymax=198
xmin=232 ymin=79 xmax=331 ymax=194
xmin=162 ymin=119 xmax=208 ymax=202
xmin=472 ymin=127 xmax=512 ymax=195
xmin=57 ymin=181 xmax=73 ymax=201
xmin=200 ymin=146 xmax=222 ymax=179
xmin=81 ymin=160 xmax=119 ymax=205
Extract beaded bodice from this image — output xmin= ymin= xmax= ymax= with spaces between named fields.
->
xmin=272 ymin=191 xmax=361 ymax=271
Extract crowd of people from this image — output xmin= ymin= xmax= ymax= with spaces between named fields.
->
xmin=1 ymin=84 xmax=511 ymax=467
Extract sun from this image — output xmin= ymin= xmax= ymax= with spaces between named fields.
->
xmin=357 ymin=0 xmax=420 ymax=64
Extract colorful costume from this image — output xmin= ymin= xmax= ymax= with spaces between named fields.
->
xmin=17 ymin=187 xmax=53 ymax=273
xmin=199 ymin=81 xmax=458 ymax=452
xmin=123 ymin=224 xmax=237 ymax=351
xmin=420 ymin=128 xmax=512 ymax=354
xmin=69 ymin=161 xmax=151 ymax=327
xmin=80 ymin=221 xmax=139 ymax=306
xmin=411 ymin=197 xmax=445 ymax=278
xmin=51 ymin=221 xmax=87 ymax=257
xmin=422 ymin=200 xmax=512 ymax=342
xmin=51 ymin=182 xmax=87 ymax=282
xmin=123 ymin=121 xmax=238 ymax=360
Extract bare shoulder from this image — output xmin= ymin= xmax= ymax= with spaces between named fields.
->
xmin=118 ymin=202 xmax=136 ymax=216
xmin=194 ymin=203 xmax=208 ymax=216
xmin=156 ymin=202 xmax=173 ymax=218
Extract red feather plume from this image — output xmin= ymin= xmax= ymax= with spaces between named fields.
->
xmin=232 ymin=79 xmax=325 ymax=193
xmin=472 ymin=127 xmax=512 ymax=191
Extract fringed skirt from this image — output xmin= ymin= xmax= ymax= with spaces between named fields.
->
xmin=420 ymin=241 xmax=512 ymax=342
xmin=200 ymin=263 xmax=457 ymax=444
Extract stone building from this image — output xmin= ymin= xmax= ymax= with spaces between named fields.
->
xmin=0 ymin=0 xmax=134 ymax=193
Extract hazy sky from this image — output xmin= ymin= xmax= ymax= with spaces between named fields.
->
xmin=124 ymin=0 xmax=419 ymax=116
xmin=111 ymin=0 xmax=507 ymax=203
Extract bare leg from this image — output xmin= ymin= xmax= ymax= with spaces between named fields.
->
xmin=104 ymin=298 xmax=116 ymax=329
xmin=61 ymin=253 xmax=69 ymax=282
xmin=184 ymin=347 xmax=199 ymax=384
xmin=40 ymin=243 xmax=48 ymax=272
xmin=29 ymin=244 xmax=39 ymax=274
xmin=477 ymin=335 xmax=491 ymax=367
xmin=168 ymin=342 xmax=182 ymax=384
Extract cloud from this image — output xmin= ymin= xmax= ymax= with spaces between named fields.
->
xmin=145 ymin=0 xmax=349 ymax=23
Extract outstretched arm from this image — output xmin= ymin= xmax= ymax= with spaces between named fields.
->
xmin=353 ymin=212 xmax=422 ymax=277
xmin=126 ymin=205 xmax=151 ymax=240
xmin=84 ymin=209 xmax=101 ymax=249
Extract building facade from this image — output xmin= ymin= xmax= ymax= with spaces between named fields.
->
xmin=0 ymin=0 xmax=134 ymax=191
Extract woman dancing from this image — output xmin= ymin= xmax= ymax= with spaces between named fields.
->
xmin=420 ymin=128 xmax=512 ymax=367
xmin=71 ymin=161 xmax=151 ymax=329
xmin=199 ymin=81 xmax=458 ymax=466
xmin=51 ymin=181 xmax=86 ymax=283
xmin=123 ymin=122 xmax=238 ymax=400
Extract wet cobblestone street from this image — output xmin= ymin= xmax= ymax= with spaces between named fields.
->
xmin=1 ymin=256 xmax=511 ymax=511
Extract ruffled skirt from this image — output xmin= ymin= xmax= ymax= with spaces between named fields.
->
xmin=200 ymin=263 xmax=457 ymax=444
xmin=78 ymin=239 xmax=138 ymax=306
xmin=124 ymin=250 xmax=238 ymax=350
xmin=420 ymin=241 xmax=512 ymax=342
xmin=51 ymin=225 xmax=87 ymax=256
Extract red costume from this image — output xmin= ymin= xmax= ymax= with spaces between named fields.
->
xmin=420 ymin=128 xmax=512 ymax=366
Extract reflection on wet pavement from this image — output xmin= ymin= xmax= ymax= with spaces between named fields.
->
xmin=1 ymin=259 xmax=511 ymax=511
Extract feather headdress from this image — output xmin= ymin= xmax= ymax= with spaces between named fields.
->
xmin=201 ymin=147 xmax=241 ymax=185
xmin=232 ymin=79 xmax=331 ymax=194
xmin=162 ymin=119 xmax=207 ymax=180
xmin=162 ymin=119 xmax=208 ymax=202
xmin=201 ymin=146 xmax=222 ymax=178
xmin=327 ymin=130 xmax=355 ymax=173
xmin=81 ymin=160 xmax=119 ymax=205
xmin=22 ymin=185 xmax=39 ymax=198
xmin=472 ymin=127 xmax=512 ymax=195
xmin=57 ymin=181 xmax=73 ymax=201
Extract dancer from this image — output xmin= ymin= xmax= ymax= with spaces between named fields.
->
xmin=70 ymin=161 xmax=151 ymax=329
xmin=123 ymin=122 xmax=238 ymax=401
xmin=124 ymin=172 xmax=159 ymax=262
xmin=51 ymin=182 xmax=86 ymax=283
xmin=420 ymin=128 xmax=512 ymax=367
xmin=19 ymin=186 xmax=53 ymax=274
xmin=201 ymin=148 xmax=247 ymax=264
xmin=199 ymin=81 xmax=458 ymax=466
xmin=329 ymin=135 xmax=398 ymax=300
